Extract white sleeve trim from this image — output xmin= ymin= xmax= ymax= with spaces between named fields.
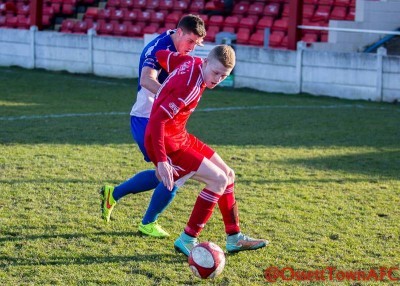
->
xmin=160 ymin=105 xmax=173 ymax=118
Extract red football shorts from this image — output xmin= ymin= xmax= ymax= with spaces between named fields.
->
xmin=149 ymin=134 xmax=215 ymax=187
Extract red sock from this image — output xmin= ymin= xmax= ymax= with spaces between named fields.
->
xmin=184 ymin=189 xmax=221 ymax=237
xmin=218 ymin=183 xmax=240 ymax=235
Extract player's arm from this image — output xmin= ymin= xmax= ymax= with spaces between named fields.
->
xmin=147 ymin=101 xmax=178 ymax=190
xmin=147 ymin=107 xmax=169 ymax=164
xmin=140 ymin=66 xmax=161 ymax=94
xmin=156 ymin=50 xmax=191 ymax=72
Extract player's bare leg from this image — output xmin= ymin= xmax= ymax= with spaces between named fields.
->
xmin=209 ymin=153 xmax=269 ymax=253
xmin=174 ymin=158 xmax=227 ymax=256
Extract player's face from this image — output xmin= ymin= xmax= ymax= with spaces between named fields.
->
xmin=202 ymin=59 xmax=232 ymax=89
xmin=176 ymin=29 xmax=204 ymax=55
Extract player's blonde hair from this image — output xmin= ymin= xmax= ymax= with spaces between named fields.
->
xmin=208 ymin=45 xmax=236 ymax=69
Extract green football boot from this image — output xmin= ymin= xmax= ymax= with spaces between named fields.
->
xmin=99 ymin=185 xmax=116 ymax=222
xmin=138 ymin=221 xmax=170 ymax=238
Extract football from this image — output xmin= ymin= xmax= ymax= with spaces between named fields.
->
xmin=188 ymin=242 xmax=226 ymax=279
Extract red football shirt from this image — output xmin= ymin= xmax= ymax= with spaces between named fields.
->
xmin=145 ymin=50 xmax=207 ymax=163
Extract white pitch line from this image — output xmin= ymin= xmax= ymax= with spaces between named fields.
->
xmin=0 ymin=105 xmax=398 ymax=121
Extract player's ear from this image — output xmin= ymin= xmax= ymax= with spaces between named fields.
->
xmin=202 ymin=58 xmax=208 ymax=69
xmin=176 ymin=27 xmax=183 ymax=37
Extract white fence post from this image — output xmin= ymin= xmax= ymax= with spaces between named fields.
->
xmin=296 ymin=41 xmax=306 ymax=93
xmin=376 ymin=46 xmax=387 ymax=102
xmin=29 ymin=26 xmax=37 ymax=69
xmin=88 ymin=28 xmax=96 ymax=74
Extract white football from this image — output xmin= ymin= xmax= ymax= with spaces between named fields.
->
xmin=188 ymin=242 xmax=226 ymax=279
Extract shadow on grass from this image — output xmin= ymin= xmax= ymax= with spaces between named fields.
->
xmin=238 ymin=177 xmax=386 ymax=185
xmin=0 ymin=230 xmax=187 ymax=267
xmin=0 ymin=253 xmax=183 ymax=267
xmin=0 ymin=178 xmax=100 ymax=184
xmin=1 ymin=68 xmax=399 ymax=149
xmin=1 ymin=115 xmax=399 ymax=150
xmin=2 ymin=105 xmax=399 ymax=149
xmin=282 ymin=150 xmax=400 ymax=180
xmin=0 ymin=177 xmax=391 ymax=186
xmin=0 ymin=231 xmax=139 ymax=243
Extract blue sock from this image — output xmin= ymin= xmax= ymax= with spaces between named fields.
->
xmin=142 ymin=182 xmax=178 ymax=224
xmin=113 ymin=170 xmax=159 ymax=201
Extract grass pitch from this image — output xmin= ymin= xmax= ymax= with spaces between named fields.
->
xmin=1 ymin=67 xmax=399 ymax=285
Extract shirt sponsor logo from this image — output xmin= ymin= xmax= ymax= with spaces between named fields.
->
xmin=169 ymin=102 xmax=179 ymax=115
xmin=178 ymin=61 xmax=191 ymax=75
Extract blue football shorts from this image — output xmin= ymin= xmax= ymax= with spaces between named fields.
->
xmin=130 ymin=116 xmax=151 ymax=162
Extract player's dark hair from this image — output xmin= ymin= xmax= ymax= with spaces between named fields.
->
xmin=177 ymin=14 xmax=206 ymax=38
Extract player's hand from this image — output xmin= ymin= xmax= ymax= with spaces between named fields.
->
xmin=157 ymin=161 xmax=178 ymax=191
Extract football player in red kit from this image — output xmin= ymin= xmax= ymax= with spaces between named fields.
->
xmin=145 ymin=45 xmax=269 ymax=256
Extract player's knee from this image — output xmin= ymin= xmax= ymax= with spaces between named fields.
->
xmin=227 ymin=168 xmax=235 ymax=183
xmin=206 ymin=171 xmax=228 ymax=195
xmin=214 ymin=172 xmax=229 ymax=194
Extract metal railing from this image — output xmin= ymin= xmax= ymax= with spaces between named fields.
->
xmin=297 ymin=26 xmax=400 ymax=36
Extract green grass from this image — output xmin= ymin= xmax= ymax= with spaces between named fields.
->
xmin=1 ymin=66 xmax=399 ymax=285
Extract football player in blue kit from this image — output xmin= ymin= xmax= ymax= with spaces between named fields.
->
xmin=100 ymin=14 xmax=206 ymax=238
